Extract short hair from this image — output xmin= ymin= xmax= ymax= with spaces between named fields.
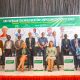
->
xmin=41 ymin=32 xmax=45 ymax=35
xmin=28 ymin=32 xmax=32 ymax=35
xmin=2 ymin=26 xmax=8 ymax=30
xmin=18 ymin=29 xmax=21 ymax=31
xmin=52 ymin=31 xmax=56 ymax=35
xmin=64 ymin=34 xmax=67 ymax=37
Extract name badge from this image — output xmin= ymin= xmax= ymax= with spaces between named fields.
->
xmin=42 ymin=42 xmax=45 ymax=45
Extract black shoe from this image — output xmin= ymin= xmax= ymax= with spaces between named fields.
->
xmin=28 ymin=68 xmax=30 ymax=71
xmin=48 ymin=70 xmax=51 ymax=72
xmin=45 ymin=68 xmax=47 ymax=71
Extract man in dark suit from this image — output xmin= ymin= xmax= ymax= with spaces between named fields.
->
xmin=71 ymin=34 xmax=80 ymax=70
xmin=61 ymin=34 xmax=71 ymax=56
xmin=25 ymin=32 xmax=35 ymax=69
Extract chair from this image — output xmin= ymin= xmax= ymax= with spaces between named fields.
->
xmin=54 ymin=56 xmax=60 ymax=70
xmin=46 ymin=56 xmax=60 ymax=71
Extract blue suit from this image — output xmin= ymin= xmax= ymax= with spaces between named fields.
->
xmin=71 ymin=38 xmax=80 ymax=69
xmin=71 ymin=39 xmax=80 ymax=55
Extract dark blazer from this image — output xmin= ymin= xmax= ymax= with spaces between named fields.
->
xmin=71 ymin=38 xmax=80 ymax=54
xmin=25 ymin=38 xmax=35 ymax=49
xmin=61 ymin=39 xmax=71 ymax=55
xmin=17 ymin=48 xmax=31 ymax=67
xmin=19 ymin=48 xmax=31 ymax=57
xmin=61 ymin=39 xmax=71 ymax=50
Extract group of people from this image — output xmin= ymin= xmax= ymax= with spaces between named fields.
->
xmin=62 ymin=34 xmax=80 ymax=70
xmin=0 ymin=28 xmax=80 ymax=72
xmin=0 ymin=30 xmax=58 ymax=72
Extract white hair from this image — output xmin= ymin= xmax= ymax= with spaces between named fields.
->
xmin=2 ymin=26 xmax=8 ymax=30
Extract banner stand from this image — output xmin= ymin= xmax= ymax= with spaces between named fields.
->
xmin=34 ymin=56 xmax=44 ymax=71
xmin=64 ymin=56 xmax=74 ymax=71
xmin=5 ymin=57 xmax=16 ymax=71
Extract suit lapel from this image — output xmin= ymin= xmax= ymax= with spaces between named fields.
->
xmin=28 ymin=38 xmax=30 ymax=44
xmin=74 ymin=38 xmax=79 ymax=47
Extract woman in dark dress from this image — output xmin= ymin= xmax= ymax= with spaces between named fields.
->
xmin=17 ymin=42 xmax=30 ymax=71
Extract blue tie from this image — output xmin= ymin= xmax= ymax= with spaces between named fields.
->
xmin=54 ymin=38 xmax=56 ymax=47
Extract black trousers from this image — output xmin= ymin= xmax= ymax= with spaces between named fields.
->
xmin=74 ymin=55 xmax=80 ymax=69
xmin=38 ymin=47 xmax=47 ymax=70
xmin=0 ymin=53 xmax=5 ymax=65
xmin=29 ymin=49 xmax=34 ymax=68
xmin=5 ymin=49 xmax=12 ymax=57
xmin=76 ymin=58 xmax=80 ymax=68
xmin=16 ymin=50 xmax=21 ymax=68
xmin=0 ymin=49 xmax=13 ymax=66
xmin=72 ymin=51 xmax=79 ymax=69
xmin=62 ymin=49 xmax=69 ymax=56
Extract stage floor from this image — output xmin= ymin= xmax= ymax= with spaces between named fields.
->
xmin=0 ymin=71 xmax=80 ymax=76
xmin=0 ymin=65 xmax=80 ymax=76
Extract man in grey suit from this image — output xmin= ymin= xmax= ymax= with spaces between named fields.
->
xmin=25 ymin=32 xmax=35 ymax=69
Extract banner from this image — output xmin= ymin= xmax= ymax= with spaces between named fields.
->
xmin=0 ymin=16 xmax=80 ymax=28
xmin=1 ymin=15 xmax=80 ymax=44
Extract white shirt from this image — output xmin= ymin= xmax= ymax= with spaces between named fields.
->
xmin=75 ymin=39 xmax=78 ymax=48
xmin=49 ymin=36 xmax=61 ymax=47
xmin=6 ymin=41 xmax=12 ymax=49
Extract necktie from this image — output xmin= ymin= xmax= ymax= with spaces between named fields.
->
xmin=54 ymin=38 xmax=56 ymax=47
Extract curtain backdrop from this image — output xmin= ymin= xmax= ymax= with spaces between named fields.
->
xmin=0 ymin=0 xmax=80 ymax=17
